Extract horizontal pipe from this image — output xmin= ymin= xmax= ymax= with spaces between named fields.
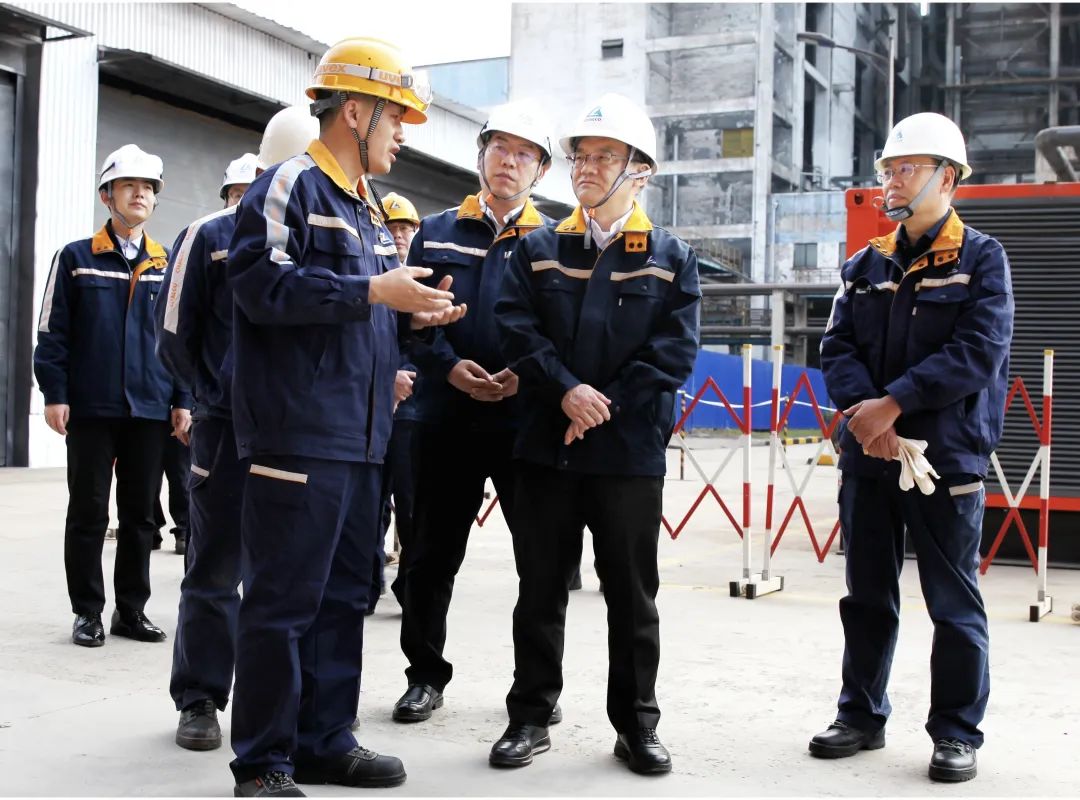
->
xmin=701 ymin=282 xmax=838 ymax=296
xmin=1034 ymin=125 xmax=1080 ymax=182
xmin=701 ymin=325 xmax=824 ymax=336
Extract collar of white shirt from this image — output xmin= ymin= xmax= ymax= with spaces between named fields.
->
xmin=114 ymin=231 xmax=143 ymax=261
xmin=587 ymin=204 xmax=635 ymax=251
xmin=478 ymin=194 xmax=525 ymax=234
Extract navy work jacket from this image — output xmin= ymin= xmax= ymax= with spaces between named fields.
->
xmin=821 ymin=208 xmax=1014 ymax=478
xmin=408 ymin=193 xmax=550 ymax=431
xmin=227 ymin=139 xmax=403 ymax=463
xmin=495 ymin=202 xmax=701 ymax=476
xmin=155 ymin=206 xmax=238 ymax=421
xmin=35 ymin=223 xmax=190 ymax=421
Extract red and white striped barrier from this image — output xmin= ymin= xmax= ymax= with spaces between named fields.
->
xmin=760 ymin=349 xmax=843 ymax=575
xmin=662 ymin=345 xmax=752 ymax=546
xmin=474 ymin=495 xmax=500 ymax=528
xmin=981 ymin=350 xmax=1055 ymax=621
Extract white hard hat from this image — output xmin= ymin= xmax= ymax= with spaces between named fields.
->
xmin=875 ymin=112 xmax=972 ymax=180
xmin=98 ymin=143 xmax=164 ymax=193
xmin=220 ymin=153 xmax=258 ymax=199
xmin=559 ymin=93 xmax=659 ymax=174
xmin=257 ymin=106 xmax=319 ymax=171
xmin=477 ymin=100 xmax=553 ymax=163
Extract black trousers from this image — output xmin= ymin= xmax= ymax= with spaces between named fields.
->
xmin=64 ymin=416 xmax=169 ymax=615
xmin=370 ymin=419 xmax=421 ymax=611
xmin=154 ymin=432 xmax=191 ymax=539
xmin=400 ymin=426 xmax=517 ymax=690
xmin=506 ymin=462 xmax=663 ymax=734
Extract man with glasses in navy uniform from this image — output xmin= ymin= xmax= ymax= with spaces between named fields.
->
xmin=391 ymin=101 xmax=558 ymax=727
xmin=812 ymin=112 xmax=1014 ymax=784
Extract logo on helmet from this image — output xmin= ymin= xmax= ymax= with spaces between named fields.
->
xmin=894 ymin=127 xmax=904 ymax=142
xmin=585 ymin=106 xmax=603 ymax=122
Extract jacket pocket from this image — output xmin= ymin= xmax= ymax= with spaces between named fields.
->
xmin=310 ymin=222 xmax=364 ymax=274
xmin=910 ymin=284 xmax=968 ymax=347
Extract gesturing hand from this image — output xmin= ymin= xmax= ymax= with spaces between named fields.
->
xmin=370 ymin=267 xmax=456 ymax=313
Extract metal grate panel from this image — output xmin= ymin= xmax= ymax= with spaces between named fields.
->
xmin=954 ymin=196 xmax=1080 ymax=499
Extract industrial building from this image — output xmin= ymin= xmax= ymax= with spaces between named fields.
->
xmin=509 ymin=2 xmax=1080 ymax=356
xmin=0 ymin=2 xmax=570 ymax=467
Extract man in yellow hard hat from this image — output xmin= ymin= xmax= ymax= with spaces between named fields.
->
xmin=813 ymin=112 xmax=1014 ymax=783
xmin=370 ymin=191 xmax=422 ymax=612
xmin=225 ymin=39 xmax=464 ymax=797
xmin=35 ymin=144 xmax=189 ymax=649
xmin=154 ymin=108 xmax=318 ymax=754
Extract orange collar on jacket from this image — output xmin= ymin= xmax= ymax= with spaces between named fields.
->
xmin=307 ymin=138 xmax=383 ymax=222
xmin=555 ymin=200 xmax=653 ymax=253
xmin=91 ymin=224 xmax=167 ymax=261
xmin=868 ymin=208 xmax=965 ymax=273
xmin=90 ymin=224 xmax=168 ymax=303
xmin=457 ymin=192 xmax=546 ymax=243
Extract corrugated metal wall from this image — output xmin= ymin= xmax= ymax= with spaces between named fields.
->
xmin=29 ymin=35 xmax=99 ymax=466
xmin=955 ymin=196 xmax=1080 ymax=500
xmin=15 ymin=2 xmax=313 ymax=105
xmin=96 ymin=85 xmax=261 ymax=245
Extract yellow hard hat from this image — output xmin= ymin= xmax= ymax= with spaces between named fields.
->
xmin=381 ymin=192 xmax=420 ymax=226
xmin=307 ymin=37 xmax=431 ymax=124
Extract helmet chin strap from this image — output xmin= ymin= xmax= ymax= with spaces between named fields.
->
xmin=106 ymin=184 xmax=145 ymax=237
xmin=883 ymin=161 xmax=947 ymax=222
xmin=579 ymin=148 xmax=653 ymax=249
xmin=341 ymin=92 xmax=388 ymax=219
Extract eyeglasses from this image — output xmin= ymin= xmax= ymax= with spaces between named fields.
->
xmin=875 ymin=163 xmax=940 ymax=185
xmin=487 ymin=141 xmax=541 ymax=168
xmin=567 ymin=151 xmax=631 ymax=170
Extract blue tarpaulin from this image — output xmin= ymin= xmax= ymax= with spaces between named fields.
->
xmin=676 ymin=350 xmax=835 ymax=432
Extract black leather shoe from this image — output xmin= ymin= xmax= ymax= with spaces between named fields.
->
xmin=174 ymin=535 xmax=187 ymax=556
xmin=929 ymin=738 xmax=977 ymax=782
xmin=176 ymin=698 xmax=221 ymax=750
xmin=614 ymin=728 xmax=672 ymax=774
xmin=293 ymin=746 xmax=406 ymax=788
xmin=569 ymin=570 xmax=583 ymax=591
xmin=234 ymin=771 xmax=305 ymax=797
xmin=392 ymin=684 xmax=443 ymax=722
xmin=548 ymin=703 xmax=563 ymax=725
xmin=110 ymin=608 xmax=167 ymax=642
xmin=152 ymin=532 xmax=163 ymax=550
xmin=489 ymin=723 xmax=550 ymax=768
xmin=72 ymin=613 xmax=105 ymax=647
xmin=808 ymin=720 xmax=885 ymax=758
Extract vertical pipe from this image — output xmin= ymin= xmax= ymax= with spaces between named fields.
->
xmin=763 ymin=344 xmax=783 ymax=580
xmin=1050 ymin=4 xmax=1061 ymax=128
xmin=679 ymin=393 xmax=686 ymax=481
xmin=1038 ymin=350 xmax=1053 ymax=599
xmin=887 ymin=10 xmax=897 ymax=127
xmin=741 ymin=344 xmax=753 ymax=580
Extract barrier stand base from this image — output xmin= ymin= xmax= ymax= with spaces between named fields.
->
xmin=1029 ymin=595 xmax=1053 ymax=622
xmin=728 ymin=574 xmax=761 ymax=598
xmin=745 ymin=575 xmax=785 ymax=600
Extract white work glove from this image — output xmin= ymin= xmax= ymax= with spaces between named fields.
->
xmin=894 ymin=436 xmax=941 ymax=495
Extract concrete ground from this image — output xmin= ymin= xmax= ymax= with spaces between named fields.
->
xmin=1 ymin=441 xmax=1078 ymax=797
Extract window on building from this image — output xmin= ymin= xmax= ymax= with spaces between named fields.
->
xmin=793 ymin=243 xmax=817 ymax=269
xmin=601 ymin=39 xmax=624 ymax=59
xmin=721 ymin=127 xmax=753 ymax=158
xmin=838 ymin=242 xmax=847 ymax=266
